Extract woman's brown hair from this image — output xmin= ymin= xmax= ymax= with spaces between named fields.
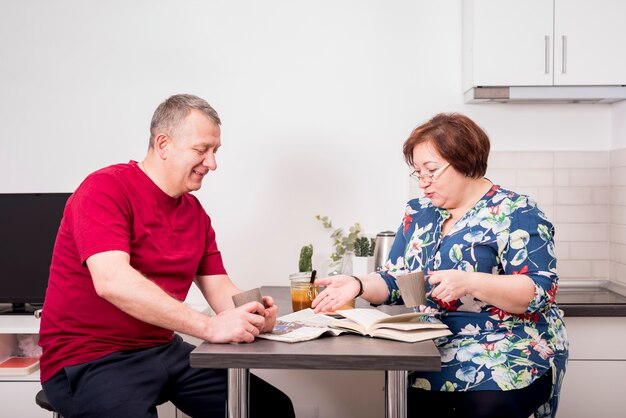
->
xmin=403 ymin=112 xmax=490 ymax=179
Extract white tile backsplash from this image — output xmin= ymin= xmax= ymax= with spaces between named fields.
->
xmin=610 ymin=166 xmax=626 ymax=186
xmin=539 ymin=205 xmax=554 ymax=221
xmin=611 ymin=186 xmax=626 ymax=205
xmin=484 ymin=168 xmax=517 ymax=186
xmin=553 ymin=242 xmax=569 ymax=259
xmin=591 ymin=261 xmax=609 ymax=279
xmin=511 ymin=186 xmax=539 ymax=198
xmin=556 ymin=205 xmax=609 ymax=223
xmin=489 ymin=148 xmax=624 ymax=282
xmin=610 ymin=262 xmax=626 ymax=286
xmin=568 ymin=168 xmax=610 ymax=187
xmin=591 ymin=187 xmax=610 ymax=204
xmin=488 ymin=152 xmax=553 ymax=169
xmin=554 ymin=151 xmax=608 ymax=168
xmin=537 ymin=188 xmax=555 ymax=205
xmin=555 ymin=187 xmax=593 ymax=205
xmin=554 ymin=223 xmax=609 ymax=242
xmin=558 ymin=260 xmax=593 ymax=278
xmin=610 ymin=244 xmax=626 ymax=264
xmin=554 ymin=169 xmax=570 ymax=187
xmin=516 ymin=169 xmax=554 ymax=187
xmin=610 ymin=148 xmax=626 ymax=166
xmin=569 ymin=242 xmax=610 ymax=260
xmin=611 ymin=205 xmax=626 ymax=225
xmin=611 ymin=225 xmax=626 ymax=245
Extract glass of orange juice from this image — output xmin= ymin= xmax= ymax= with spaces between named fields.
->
xmin=289 ymin=272 xmax=319 ymax=312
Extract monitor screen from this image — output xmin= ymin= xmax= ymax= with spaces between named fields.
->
xmin=0 ymin=193 xmax=71 ymax=313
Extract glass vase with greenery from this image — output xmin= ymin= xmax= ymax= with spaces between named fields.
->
xmin=317 ymin=214 xmax=374 ymax=275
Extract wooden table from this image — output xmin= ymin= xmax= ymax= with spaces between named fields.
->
xmin=190 ymin=286 xmax=441 ymax=418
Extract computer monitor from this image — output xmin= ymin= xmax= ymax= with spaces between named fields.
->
xmin=0 ymin=193 xmax=71 ymax=314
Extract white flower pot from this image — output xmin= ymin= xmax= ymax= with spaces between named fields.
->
xmin=352 ymin=256 xmax=375 ymax=276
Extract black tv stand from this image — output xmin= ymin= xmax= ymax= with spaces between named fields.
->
xmin=0 ymin=303 xmax=42 ymax=315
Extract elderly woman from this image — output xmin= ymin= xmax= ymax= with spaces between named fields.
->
xmin=312 ymin=113 xmax=568 ymax=418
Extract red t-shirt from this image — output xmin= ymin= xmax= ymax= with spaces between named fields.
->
xmin=39 ymin=161 xmax=227 ymax=383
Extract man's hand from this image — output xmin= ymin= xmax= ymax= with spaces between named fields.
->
xmin=260 ymin=296 xmax=278 ymax=333
xmin=206 ymin=301 xmax=266 ymax=344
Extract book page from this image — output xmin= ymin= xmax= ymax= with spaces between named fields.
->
xmin=371 ymin=313 xmax=447 ymax=332
xmin=334 ymin=308 xmax=391 ymax=332
xmin=257 ymin=323 xmax=342 ymax=343
xmin=257 ymin=309 xmax=342 ymax=343
xmin=373 ymin=321 xmax=448 ymax=332
xmin=332 ymin=309 xmax=436 ymax=332
xmin=372 ymin=328 xmax=452 ymax=343
xmin=278 ymin=308 xmax=336 ymax=328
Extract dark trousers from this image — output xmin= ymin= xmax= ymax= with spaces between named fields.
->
xmin=42 ymin=335 xmax=295 ymax=418
xmin=407 ymin=368 xmax=552 ymax=418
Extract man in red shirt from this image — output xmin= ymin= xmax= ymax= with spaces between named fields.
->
xmin=39 ymin=94 xmax=294 ymax=417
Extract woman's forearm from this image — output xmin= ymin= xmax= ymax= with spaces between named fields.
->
xmin=360 ymin=273 xmax=391 ymax=305
xmin=467 ymin=273 xmax=535 ymax=314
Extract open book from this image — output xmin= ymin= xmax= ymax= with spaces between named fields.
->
xmin=258 ymin=308 xmax=450 ymax=344
xmin=330 ymin=309 xmax=452 ymax=343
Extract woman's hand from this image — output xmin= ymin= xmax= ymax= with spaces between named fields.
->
xmin=311 ymin=275 xmax=360 ymax=313
xmin=427 ymin=269 xmax=472 ymax=303
xmin=428 ymin=269 xmax=536 ymax=314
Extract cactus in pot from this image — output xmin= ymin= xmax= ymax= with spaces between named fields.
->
xmin=299 ymin=244 xmax=313 ymax=273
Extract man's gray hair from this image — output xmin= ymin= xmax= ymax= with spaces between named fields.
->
xmin=149 ymin=94 xmax=221 ymax=147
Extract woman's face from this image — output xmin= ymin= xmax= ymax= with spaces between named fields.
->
xmin=411 ymin=141 xmax=467 ymax=210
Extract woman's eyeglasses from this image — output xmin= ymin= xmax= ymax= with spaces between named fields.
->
xmin=410 ymin=163 xmax=450 ymax=184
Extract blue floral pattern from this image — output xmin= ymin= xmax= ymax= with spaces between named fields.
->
xmin=378 ymin=185 xmax=568 ymax=416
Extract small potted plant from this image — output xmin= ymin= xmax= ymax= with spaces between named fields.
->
xmin=353 ymin=236 xmax=375 ymax=276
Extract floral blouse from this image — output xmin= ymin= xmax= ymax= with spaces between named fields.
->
xmin=378 ymin=185 xmax=568 ymax=416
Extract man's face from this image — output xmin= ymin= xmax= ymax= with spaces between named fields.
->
xmin=163 ymin=109 xmax=221 ymax=197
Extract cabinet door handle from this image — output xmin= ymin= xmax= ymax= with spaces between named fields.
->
xmin=544 ymin=35 xmax=550 ymax=74
xmin=562 ymin=35 xmax=567 ymax=74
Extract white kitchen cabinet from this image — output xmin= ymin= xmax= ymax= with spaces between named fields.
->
xmin=0 ymin=316 xmax=45 ymax=417
xmin=557 ymin=317 xmax=626 ymax=417
xmin=0 ymin=314 xmax=189 ymax=417
xmin=558 ymin=361 xmax=626 ymax=418
xmin=0 ymin=380 xmax=50 ymax=418
xmin=463 ymin=0 xmax=626 ymax=90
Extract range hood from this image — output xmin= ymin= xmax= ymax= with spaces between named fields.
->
xmin=464 ymin=86 xmax=626 ymax=104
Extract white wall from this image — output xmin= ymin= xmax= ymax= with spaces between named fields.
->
xmin=0 ymin=0 xmax=615 ymax=298
xmin=1 ymin=2 xmax=621 ymax=417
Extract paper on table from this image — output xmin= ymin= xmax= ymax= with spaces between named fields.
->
xmin=257 ymin=309 xmax=343 ymax=343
